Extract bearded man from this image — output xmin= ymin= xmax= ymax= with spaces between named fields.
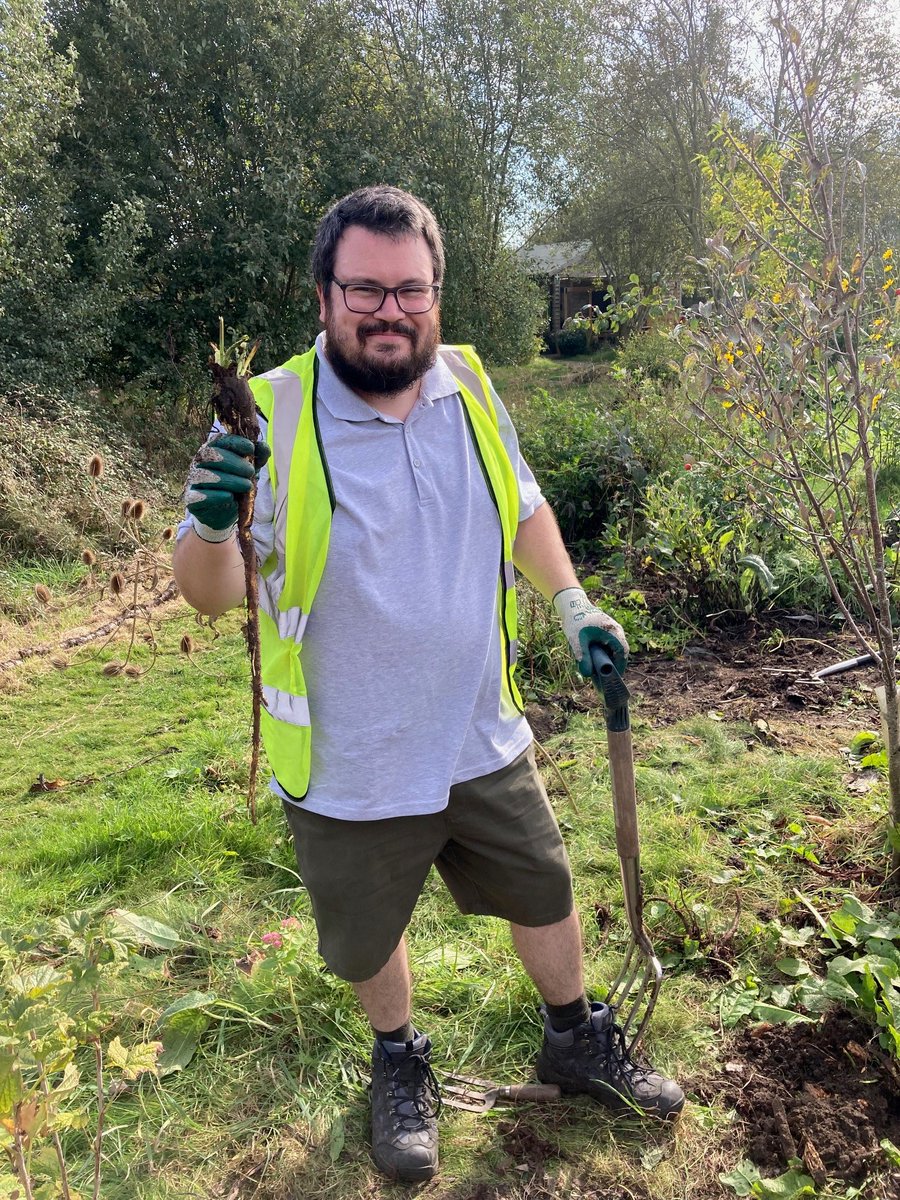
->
xmin=174 ymin=185 xmax=684 ymax=1183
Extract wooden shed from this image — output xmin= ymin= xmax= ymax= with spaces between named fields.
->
xmin=517 ymin=240 xmax=611 ymax=334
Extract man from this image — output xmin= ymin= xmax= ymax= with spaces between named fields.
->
xmin=173 ymin=185 xmax=684 ymax=1184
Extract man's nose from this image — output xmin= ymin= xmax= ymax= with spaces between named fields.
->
xmin=375 ymin=289 xmax=406 ymax=318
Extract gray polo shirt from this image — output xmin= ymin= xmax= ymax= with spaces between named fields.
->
xmin=179 ymin=333 xmax=544 ymax=820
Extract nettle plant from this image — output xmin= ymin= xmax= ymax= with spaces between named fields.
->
xmin=0 ymin=911 xmax=166 ymax=1200
xmin=680 ymin=16 xmax=900 ymax=875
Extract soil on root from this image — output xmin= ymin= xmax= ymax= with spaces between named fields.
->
xmin=696 ymin=1010 xmax=900 ymax=1189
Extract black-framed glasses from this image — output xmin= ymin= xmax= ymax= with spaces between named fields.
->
xmin=330 ymin=277 xmax=441 ymax=314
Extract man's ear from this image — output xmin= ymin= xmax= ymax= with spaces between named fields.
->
xmin=316 ymin=283 xmax=327 ymax=324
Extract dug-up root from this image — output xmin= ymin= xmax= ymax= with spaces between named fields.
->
xmin=0 ymin=580 xmax=180 ymax=673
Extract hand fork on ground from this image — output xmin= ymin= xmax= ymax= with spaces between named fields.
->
xmin=589 ymin=644 xmax=663 ymax=1052
xmin=441 ymin=1074 xmax=561 ymax=1111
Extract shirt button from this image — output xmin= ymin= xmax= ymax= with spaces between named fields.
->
xmin=413 ymin=458 xmax=422 ymax=468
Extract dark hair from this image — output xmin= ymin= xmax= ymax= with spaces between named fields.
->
xmin=311 ymin=186 xmax=445 ymax=286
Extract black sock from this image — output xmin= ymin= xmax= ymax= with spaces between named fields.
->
xmin=375 ymin=1020 xmax=416 ymax=1045
xmin=545 ymin=994 xmax=591 ymax=1032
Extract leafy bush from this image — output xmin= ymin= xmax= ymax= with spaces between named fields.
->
xmin=554 ymin=328 xmax=589 ymax=357
xmin=443 ymin=243 xmax=546 ymax=366
xmin=516 ymin=389 xmax=650 ymax=545
xmin=636 ymin=462 xmax=783 ymax=616
xmin=614 ymin=330 xmax=678 ymax=382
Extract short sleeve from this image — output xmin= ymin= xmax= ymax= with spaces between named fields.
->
xmin=486 ymin=379 xmax=545 ymax=523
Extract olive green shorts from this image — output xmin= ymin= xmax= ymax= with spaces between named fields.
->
xmin=281 ymin=745 xmax=575 ymax=982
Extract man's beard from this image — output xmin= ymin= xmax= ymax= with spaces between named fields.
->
xmin=324 ymin=310 xmax=440 ymax=396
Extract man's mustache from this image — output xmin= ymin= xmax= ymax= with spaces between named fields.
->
xmin=358 ymin=320 xmax=417 ymax=339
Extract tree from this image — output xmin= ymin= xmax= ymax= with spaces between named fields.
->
xmin=354 ymin=0 xmax=589 ymax=361
xmin=49 ymin=0 xmax=370 ymax=385
xmin=684 ymin=0 xmax=900 ymax=875
xmin=558 ymin=0 xmax=748 ymax=284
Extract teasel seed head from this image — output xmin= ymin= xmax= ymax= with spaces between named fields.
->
xmin=35 ymin=584 xmax=51 ymax=604
xmin=161 ymin=526 xmax=175 ymax=541
xmin=121 ymin=499 xmax=134 ymax=519
xmin=125 ymin=664 xmax=142 ymax=678
xmin=88 ymin=454 xmax=104 ymax=478
xmin=81 ymin=548 xmax=97 ymax=566
xmin=130 ymin=499 xmax=146 ymax=521
xmin=180 ymin=634 xmax=195 ymax=655
xmin=110 ymin=572 xmax=126 ymax=595
xmin=103 ymin=661 xmax=124 ymax=676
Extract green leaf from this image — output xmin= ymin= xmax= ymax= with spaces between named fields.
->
xmin=106 ymin=1036 xmax=162 ymax=1080
xmin=329 ymin=1113 xmax=345 ymax=1162
xmin=751 ymin=1004 xmax=812 ymax=1025
xmin=848 ymin=731 xmax=879 ymax=756
xmin=157 ymin=990 xmax=216 ymax=1025
xmin=720 ymin=1160 xmax=762 ymax=1196
xmin=0 ymin=1047 xmax=23 ymax=1113
xmin=775 ymin=957 xmax=811 ymax=978
xmin=881 ymin=1138 xmax=900 ymax=1168
xmin=753 ymin=1167 xmax=815 ymax=1198
xmin=719 ymin=529 xmax=735 ymax=549
xmin=157 ymin=1010 xmax=209 ymax=1076
xmin=719 ymin=984 xmax=759 ymax=1029
xmin=110 ymin=910 xmax=181 ymax=950
xmin=737 ymin=554 xmax=775 ymax=594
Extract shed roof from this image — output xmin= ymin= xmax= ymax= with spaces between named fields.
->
xmin=517 ymin=239 xmax=608 ymax=277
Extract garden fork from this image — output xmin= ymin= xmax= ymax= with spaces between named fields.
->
xmin=589 ymin=644 xmax=663 ymax=1052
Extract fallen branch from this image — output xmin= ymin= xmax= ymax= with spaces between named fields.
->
xmin=0 ymin=581 xmax=179 ymax=673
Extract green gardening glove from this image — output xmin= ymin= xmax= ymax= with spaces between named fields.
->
xmin=553 ymin=586 xmax=629 ymax=677
xmin=184 ymin=434 xmax=271 ymax=543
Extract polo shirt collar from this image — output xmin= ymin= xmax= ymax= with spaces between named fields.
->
xmin=314 ymin=331 xmax=460 ymax=422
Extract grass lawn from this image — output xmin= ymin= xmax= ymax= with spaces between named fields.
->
xmin=1 ymin=586 xmax=895 ymax=1200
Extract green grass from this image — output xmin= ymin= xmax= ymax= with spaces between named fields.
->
xmin=0 ymin=599 xmax=894 ymax=1200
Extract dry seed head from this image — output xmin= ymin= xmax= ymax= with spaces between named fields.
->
xmin=50 ymin=655 xmax=68 ymax=669
xmin=34 ymin=584 xmax=51 ymax=604
xmin=110 ymin=571 xmax=126 ymax=595
xmin=121 ymin=499 xmax=134 ymax=519
xmin=103 ymin=661 xmax=125 ymax=676
xmin=130 ymin=499 xmax=146 ymax=521
xmin=88 ymin=454 xmax=104 ymax=478
xmin=161 ymin=526 xmax=175 ymax=541
xmin=125 ymin=664 xmax=142 ymax=678
xmin=81 ymin=548 xmax=97 ymax=566
xmin=180 ymin=634 xmax=196 ymax=655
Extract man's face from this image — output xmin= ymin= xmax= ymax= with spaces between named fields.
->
xmin=318 ymin=225 xmax=440 ymax=395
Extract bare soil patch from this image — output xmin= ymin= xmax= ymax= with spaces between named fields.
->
xmin=695 ymin=1011 xmax=900 ymax=1194
xmin=528 ymin=623 xmax=881 ymax=751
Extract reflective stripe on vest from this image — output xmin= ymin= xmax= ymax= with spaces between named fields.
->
xmin=249 ymin=343 xmax=523 ymax=801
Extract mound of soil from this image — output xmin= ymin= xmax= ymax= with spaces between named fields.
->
xmin=697 ymin=1011 xmax=900 ymax=1187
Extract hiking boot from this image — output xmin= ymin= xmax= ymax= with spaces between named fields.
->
xmin=536 ymin=1001 xmax=685 ymax=1120
xmin=370 ymin=1032 xmax=441 ymax=1182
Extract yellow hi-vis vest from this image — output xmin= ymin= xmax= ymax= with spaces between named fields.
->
xmin=248 ymin=343 xmax=524 ymax=801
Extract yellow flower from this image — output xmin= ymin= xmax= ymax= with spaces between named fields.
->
xmin=841 ymin=278 xmax=849 ymax=292
xmin=884 ymin=249 xmax=894 ymax=261
xmin=755 ymin=341 xmax=763 ymax=353
xmin=872 ymin=393 xmax=883 ymax=412
xmin=772 ymin=292 xmax=782 ymax=304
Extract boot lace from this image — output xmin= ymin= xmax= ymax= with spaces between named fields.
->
xmin=579 ymin=1011 xmax=656 ymax=1092
xmin=385 ymin=1050 xmax=443 ymax=1131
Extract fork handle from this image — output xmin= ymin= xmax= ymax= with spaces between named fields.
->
xmin=496 ymin=1084 xmax=561 ymax=1102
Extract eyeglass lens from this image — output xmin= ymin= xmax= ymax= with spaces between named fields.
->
xmin=339 ymin=284 xmax=437 ymax=313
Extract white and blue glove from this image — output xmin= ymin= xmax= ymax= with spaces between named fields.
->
xmin=553 ymin=587 xmax=629 ymax=677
